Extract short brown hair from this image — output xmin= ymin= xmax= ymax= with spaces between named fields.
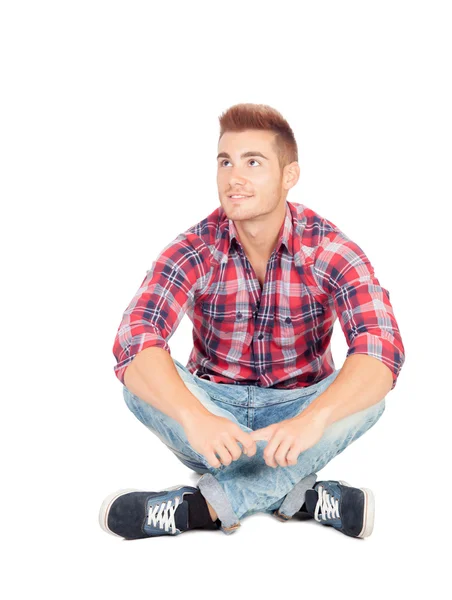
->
xmin=218 ymin=103 xmax=298 ymax=171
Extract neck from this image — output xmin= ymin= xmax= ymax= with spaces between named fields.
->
xmin=234 ymin=200 xmax=287 ymax=262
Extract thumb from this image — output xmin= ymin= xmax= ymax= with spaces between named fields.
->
xmin=250 ymin=424 xmax=275 ymax=442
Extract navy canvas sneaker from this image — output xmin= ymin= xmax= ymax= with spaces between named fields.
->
xmin=99 ymin=485 xmax=216 ymax=539
xmin=303 ymin=479 xmax=375 ymax=539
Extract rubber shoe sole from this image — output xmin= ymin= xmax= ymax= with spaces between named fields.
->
xmin=338 ymin=480 xmax=375 ymax=539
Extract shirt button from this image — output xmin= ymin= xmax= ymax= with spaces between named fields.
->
xmin=285 ymin=317 xmax=291 ymax=324
xmin=258 ymin=333 xmax=264 ymax=340
xmin=237 ymin=312 xmax=242 ymax=319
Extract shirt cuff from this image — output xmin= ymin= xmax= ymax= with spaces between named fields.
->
xmin=346 ymin=331 xmax=405 ymax=391
xmin=114 ymin=332 xmax=171 ymax=386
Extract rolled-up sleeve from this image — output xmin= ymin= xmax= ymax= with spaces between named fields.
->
xmin=313 ymin=231 xmax=405 ymax=390
xmin=112 ymin=234 xmax=203 ymax=385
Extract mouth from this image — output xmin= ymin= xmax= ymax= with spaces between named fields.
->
xmin=228 ymin=194 xmax=254 ymax=201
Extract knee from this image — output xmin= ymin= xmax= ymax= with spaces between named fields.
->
xmin=122 ymin=385 xmax=149 ymax=423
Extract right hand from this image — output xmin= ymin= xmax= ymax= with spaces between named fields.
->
xmin=182 ymin=411 xmax=257 ymax=468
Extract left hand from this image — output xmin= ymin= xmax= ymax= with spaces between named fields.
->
xmin=250 ymin=413 xmax=328 ymax=468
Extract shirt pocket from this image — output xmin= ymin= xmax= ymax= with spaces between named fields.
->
xmin=201 ymin=301 xmax=255 ymax=343
xmin=273 ymin=299 xmax=325 ymax=347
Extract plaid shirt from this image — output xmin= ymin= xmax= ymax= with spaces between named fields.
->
xmin=113 ymin=201 xmax=405 ymax=390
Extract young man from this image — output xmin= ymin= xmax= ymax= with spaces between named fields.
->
xmin=99 ymin=103 xmax=405 ymax=540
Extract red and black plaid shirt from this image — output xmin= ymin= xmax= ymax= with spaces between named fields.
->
xmin=113 ymin=201 xmax=405 ymax=390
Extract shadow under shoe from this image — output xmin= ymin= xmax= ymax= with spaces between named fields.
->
xmin=303 ymin=479 xmax=375 ymax=539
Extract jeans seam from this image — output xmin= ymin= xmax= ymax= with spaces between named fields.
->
xmin=206 ymin=394 xmax=317 ymax=409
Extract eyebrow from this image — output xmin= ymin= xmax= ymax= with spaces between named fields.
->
xmin=217 ymin=151 xmax=269 ymax=161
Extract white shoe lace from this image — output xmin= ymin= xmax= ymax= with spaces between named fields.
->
xmin=147 ymin=495 xmax=181 ymax=534
xmin=314 ymin=485 xmax=340 ymax=522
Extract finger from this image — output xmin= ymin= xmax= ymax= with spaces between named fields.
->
xmin=274 ymin=438 xmax=293 ymax=468
xmin=206 ymin=451 xmax=222 ymax=469
xmin=286 ymin=444 xmax=302 ymax=466
xmin=213 ymin=443 xmax=233 ymax=467
xmin=221 ymin=434 xmax=243 ymax=461
xmin=250 ymin=425 xmax=274 ymax=443
xmin=250 ymin=429 xmax=268 ymax=442
xmin=235 ymin=429 xmax=257 ymax=456
xmin=263 ymin=432 xmax=284 ymax=468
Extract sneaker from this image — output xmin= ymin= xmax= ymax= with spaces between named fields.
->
xmin=303 ymin=479 xmax=375 ymax=539
xmin=99 ymin=485 xmax=203 ymax=539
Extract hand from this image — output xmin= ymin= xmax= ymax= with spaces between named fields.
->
xmin=250 ymin=413 xmax=328 ymax=468
xmin=182 ymin=412 xmax=257 ymax=468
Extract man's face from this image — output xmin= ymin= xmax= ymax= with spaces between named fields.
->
xmin=216 ymin=129 xmax=289 ymax=222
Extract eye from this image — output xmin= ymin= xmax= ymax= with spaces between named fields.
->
xmin=219 ymin=159 xmax=260 ymax=167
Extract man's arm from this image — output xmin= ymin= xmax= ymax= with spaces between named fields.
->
xmin=113 ymin=234 xmax=259 ymax=466
xmin=112 ymin=232 xmax=209 ymax=426
xmin=295 ymin=353 xmax=392 ymax=427
xmin=307 ymin=229 xmax=406 ymax=425
xmin=250 ymin=353 xmax=393 ymax=467
xmin=113 ymin=232 xmax=203 ymax=386
xmin=124 ymin=346 xmax=211 ymax=426
xmin=251 ymin=230 xmax=406 ymax=467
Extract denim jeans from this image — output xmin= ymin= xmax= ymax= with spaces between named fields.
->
xmin=123 ymin=357 xmax=386 ymax=535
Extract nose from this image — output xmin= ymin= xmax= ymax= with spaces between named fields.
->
xmin=228 ymin=170 xmax=248 ymax=187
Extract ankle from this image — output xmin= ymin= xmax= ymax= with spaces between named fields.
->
xmin=206 ymin=500 xmax=218 ymax=521
xmin=185 ymin=490 xmax=220 ymax=530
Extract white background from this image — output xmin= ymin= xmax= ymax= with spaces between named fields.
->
xmin=1 ymin=1 xmax=450 ymax=598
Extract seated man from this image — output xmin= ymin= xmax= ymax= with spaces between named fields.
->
xmin=99 ymin=103 xmax=405 ymax=541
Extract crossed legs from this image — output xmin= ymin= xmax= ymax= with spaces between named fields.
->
xmin=123 ymin=361 xmax=385 ymax=535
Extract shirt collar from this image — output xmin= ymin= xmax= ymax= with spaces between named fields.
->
xmin=223 ymin=200 xmax=296 ymax=262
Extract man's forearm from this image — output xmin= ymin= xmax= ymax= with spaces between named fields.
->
xmin=297 ymin=354 xmax=393 ymax=427
xmin=123 ymin=347 xmax=211 ymax=426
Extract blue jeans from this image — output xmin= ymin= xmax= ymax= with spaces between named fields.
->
xmin=123 ymin=357 xmax=386 ymax=535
